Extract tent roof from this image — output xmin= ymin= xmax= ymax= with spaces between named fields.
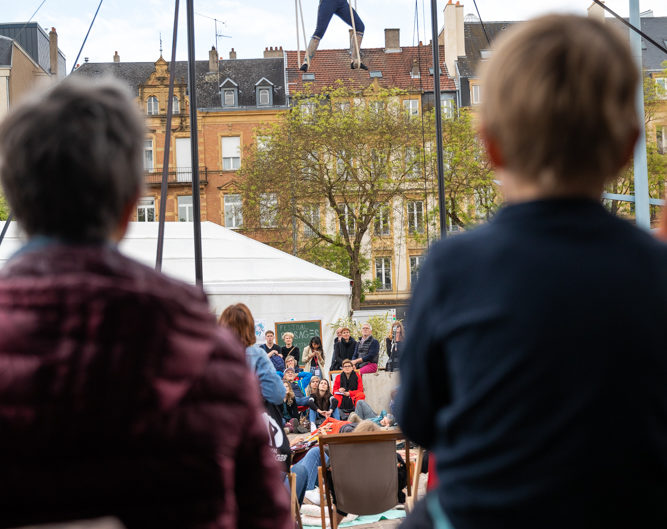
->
xmin=0 ymin=221 xmax=351 ymax=297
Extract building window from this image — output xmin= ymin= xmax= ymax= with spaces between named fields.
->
xmin=178 ymin=195 xmax=193 ymax=222
xmin=441 ymin=95 xmax=455 ymax=119
xmin=224 ymin=193 xmax=243 ymax=228
xmin=257 ymin=136 xmax=269 ymax=152
xmin=257 ymin=87 xmax=271 ymax=106
xmin=410 ymin=255 xmax=423 ymax=286
xmin=471 ymin=84 xmax=482 ymax=105
xmin=374 ymin=204 xmax=390 ymax=236
xmin=375 ymin=257 xmax=392 ymax=291
xmin=407 ymin=200 xmax=424 ymax=234
xmin=340 ymin=203 xmax=356 ymax=235
xmin=260 ymin=193 xmax=278 ymax=228
xmin=405 ymin=148 xmax=420 ymax=179
xmin=146 ymin=96 xmax=159 ymax=115
xmin=144 ymin=139 xmax=154 ymax=171
xmin=222 ymin=136 xmax=241 ymax=170
xmin=137 ymin=197 xmax=155 ymax=222
xmin=172 ymin=96 xmax=180 ymax=114
xmin=301 ymin=101 xmax=315 ymax=116
xmin=303 ymin=204 xmax=320 ymax=237
xmin=370 ymin=101 xmax=385 ymax=113
xmin=222 ymin=88 xmax=237 ymax=107
xmin=403 ymin=99 xmax=419 ymax=116
xmin=657 ymin=126 xmax=666 ymax=155
xmin=334 ymin=101 xmax=351 ymax=113
xmin=656 ymin=77 xmax=666 ymax=98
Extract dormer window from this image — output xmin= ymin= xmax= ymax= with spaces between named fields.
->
xmin=255 ymin=77 xmax=274 ymax=107
xmin=147 ymin=96 xmax=159 ymax=115
xmin=220 ymin=78 xmax=238 ymax=108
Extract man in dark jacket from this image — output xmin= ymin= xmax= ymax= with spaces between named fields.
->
xmin=0 ymin=78 xmax=290 ymax=529
xmin=397 ymin=15 xmax=667 ymax=529
xmin=351 ymin=322 xmax=379 ymax=374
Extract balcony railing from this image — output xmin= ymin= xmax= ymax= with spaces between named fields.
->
xmin=144 ymin=167 xmax=209 ymax=185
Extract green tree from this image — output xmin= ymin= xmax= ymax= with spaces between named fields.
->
xmin=240 ymin=85 xmax=427 ymax=309
xmin=0 ymin=192 xmax=8 ymax=221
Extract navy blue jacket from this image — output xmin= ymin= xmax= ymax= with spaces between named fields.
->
xmin=352 ymin=336 xmax=379 ymax=364
xmin=397 ymin=198 xmax=667 ymax=529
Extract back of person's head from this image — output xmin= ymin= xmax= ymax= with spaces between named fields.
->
xmin=0 ymin=77 xmax=145 ymax=242
xmin=480 ymin=15 xmax=638 ymax=187
xmin=218 ymin=303 xmax=255 ymax=347
xmin=354 ymin=420 xmax=381 ymax=433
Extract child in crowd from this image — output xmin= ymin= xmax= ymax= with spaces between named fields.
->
xmin=308 ymin=378 xmax=340 ymax=432
xmin=398 ymin=14 xmax=667 ymax=529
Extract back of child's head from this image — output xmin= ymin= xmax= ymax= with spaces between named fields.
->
xmin=480 ymin=15 xmax=638 ymax=187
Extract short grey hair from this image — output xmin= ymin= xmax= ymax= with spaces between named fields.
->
xmin=0 ymin=76 xmax=145 ymax=241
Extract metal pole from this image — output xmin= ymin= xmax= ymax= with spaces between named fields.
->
xmin=186 ymin=0 xmax=204 ymax=286
xmin=430 ymin=0 xmax=447 ymax=237
xmin=0 ymin=212 xmax=13 ymax=248
xmin=629 ymin=0 xmax=650 ymax=229
xmin=156 ymin=0 xmax=180 ymax=271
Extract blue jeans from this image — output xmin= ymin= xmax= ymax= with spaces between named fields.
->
xmin=313 ymin=0 xmax=364 ymax=39
xmin=309 ymin=407 xmax=340 ymax=425
xmin=296 ymin=396 xmax=310 ymax=407
xmin=291 ymin=446 xmax=330 ymax=504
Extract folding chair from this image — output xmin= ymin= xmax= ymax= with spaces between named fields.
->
xmin=318 ymin=429 xmax=411 ymax=529
xmin=406 ymin=446 xmax=425 ymax=511
xmin=288 ymin=472 xmax=303 ymax=529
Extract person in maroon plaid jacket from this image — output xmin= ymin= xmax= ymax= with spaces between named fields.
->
xmin=0 ymin=77 xmax=291 ymax=529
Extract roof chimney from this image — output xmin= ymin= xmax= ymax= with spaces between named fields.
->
xmin=229 ymin=48 xmax=237 ymax=60
xmin=384 ymin=28 xmax=401 ymax=52
xmin=209 ymin=46 xmax=219 ymax=73
xmin=442 ymin=0 xmax=465 ymax=80
xmin=264 ymin=46 xmax=283 ymax=58
xmin=49 ymin=27 xmax=58 ymax=77
xmin=587 ymin=1 xmax=605 ymax=22
xmin=113 ymin=51 xmax=120 ymax=63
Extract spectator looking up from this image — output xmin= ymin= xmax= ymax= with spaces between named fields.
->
xmin=330 ymin=327 xmax=357 ymax=371
xmin=261 ymin=330 xmax=285 ymax=371
xmin=281 ymin=331 xmax=300 ymax=363
xmin=351 ymin=323 xmax=380 ymax=374
xmin=385 ymin=321 xmax=404 ymax=372
xmin=397 ymin=14 xmax=667 ymax=529
xmin=302 ymin=335 xmax=325 ymax=377
xmin=306 ymin=375 xmax=321 ymax=397
xmin=308 ymin=378 xmax=340 ymax=431
xmin=332 ymin=359 xmax=365 ymax=416
xmin=283 ymin=367 xmax=309 ymax=406
xmin=0 ymin=77 xmax=290 ymax=529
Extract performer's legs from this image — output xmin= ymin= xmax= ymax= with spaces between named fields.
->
xmin=334 ymin=0 xmax=365 ymax=34
xmin=313 ymin=0 xmax=337 ymax=39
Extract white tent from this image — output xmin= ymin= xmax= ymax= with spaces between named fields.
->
xmin=0 ymin=221 xmax=351 ymax=375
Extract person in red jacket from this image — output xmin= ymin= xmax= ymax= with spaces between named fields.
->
xmin=0 ymin=77 xmax=291 ymax=529
xmin=332 ymin=359 xmax=365 ymax=416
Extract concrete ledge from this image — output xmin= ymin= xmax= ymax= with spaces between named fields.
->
xmin=362 ymin=370 xmax=400 ymax=414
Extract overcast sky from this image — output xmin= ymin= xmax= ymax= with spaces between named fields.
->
xmin=4 ymin=0 xmax=666 ymax=70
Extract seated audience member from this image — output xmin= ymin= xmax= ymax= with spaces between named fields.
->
xmin=397 ymin=15 xmax=667 ymax=529
xmin=302 ymin=336 xmax=325 ymax=377
xmin=220 ymin=304 xmax=285 ymax=406
xmin=282 ymin=382 xmax=300 ymax=433
xmin=385 ymin=321 xmax=404 ymax=372
xmin=332 ymin=359 xmax=365 ymax=416
xmin=306 ymin=375 xmax=321 ymax=397
xmin=0 ymin=78 xmax=290 ymax=528
xmin=281 ymin=331 xmax=300 ymax=363
xmin=261 ymin=330 xmax=285 ymax=371
xmin=283 ymin=367 xmax=310 ymax=406
xmin=308 ymin=378 xmax=340 ymax=431
xmin=329 ymin=327 xmax=357 ymax=371
xmin=351 ymin=322 xmax=379 ymax=374
xmin=349 ymin=400 xmax=396 ymax=428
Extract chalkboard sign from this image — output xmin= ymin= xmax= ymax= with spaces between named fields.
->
xmin=275 ymin=320 xmax=322 ymax=364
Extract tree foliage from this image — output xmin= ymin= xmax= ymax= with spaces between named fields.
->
xmin=0 ymin=192 xmax=8 ymax=221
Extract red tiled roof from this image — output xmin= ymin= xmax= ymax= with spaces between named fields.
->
xmin=285 ymin=44 xmax=456 ymax=95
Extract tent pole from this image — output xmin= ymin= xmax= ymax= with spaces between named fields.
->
xmin=156 ymin=0 xmax=180 ymax=271
xmin=185 ymin=0 xmax=204 ymax=286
